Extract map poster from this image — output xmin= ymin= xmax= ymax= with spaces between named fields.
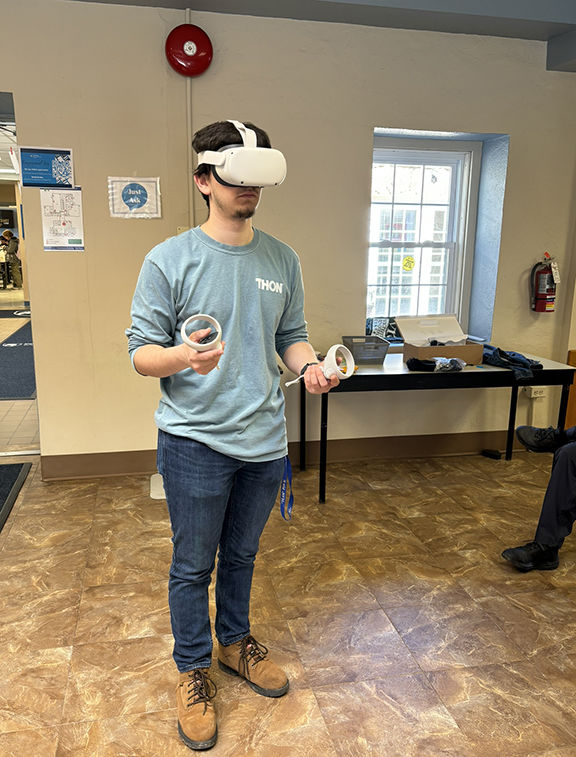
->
xmin=40 ymin=187 xmax=85 ymax=251
xmin=20 ymin=147 xmax=74 ymax=188
xmin=108 ymin=177 xmax=161 ymax=218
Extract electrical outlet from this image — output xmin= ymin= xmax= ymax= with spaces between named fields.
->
xmin=523 ymin=386 xmax=546 ymax=399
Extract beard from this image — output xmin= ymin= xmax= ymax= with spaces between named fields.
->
xmin=232 ymin=206 xmax=256 ymax=220
xmin=210 ymin=186 xmax=261 ymax=220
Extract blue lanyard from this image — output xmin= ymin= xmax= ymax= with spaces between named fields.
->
xmin=279 ymin=455 xmax=293 ymax=521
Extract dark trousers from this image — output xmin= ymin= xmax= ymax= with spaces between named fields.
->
xmin=535 ymin=426 xmax=576 ymax=548
xmin=7 ymin=255 xmax=22 ymax=288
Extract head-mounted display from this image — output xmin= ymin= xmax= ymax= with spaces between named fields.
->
xmin=196 ymin=120 xmax=287 ymax=188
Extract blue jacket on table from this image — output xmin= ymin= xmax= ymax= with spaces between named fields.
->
xmin=482 ymin=344 xmax=543 ymax=380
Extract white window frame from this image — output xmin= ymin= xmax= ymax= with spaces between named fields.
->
xmin=368 ymin=137 xmax=482 ymax=329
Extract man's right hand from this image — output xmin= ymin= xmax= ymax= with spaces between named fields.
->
xmin=180 ymin=327 xmax=225 ymax=375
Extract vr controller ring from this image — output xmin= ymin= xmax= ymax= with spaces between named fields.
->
xmin=323 ymin=344 xmax=355 ymax=380
xmin=181 ymin=314 xmax=222 ymax=352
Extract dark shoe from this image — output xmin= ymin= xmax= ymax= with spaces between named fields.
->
xmin=218 ymin=635 xmax=289 ymax=697
xmin=515 ymin=425 xmax=562 ymax=453
xmin=501 ymin=541 xmax=559 ymax=572
xmin=177 ymin=668 xmax=217 ymax=751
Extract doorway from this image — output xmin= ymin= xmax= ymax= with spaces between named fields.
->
xmin=0 ymin=92 xmax=39 ymax=458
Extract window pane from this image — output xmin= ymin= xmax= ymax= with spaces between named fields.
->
xmin=421 ymin=247 xmax=448 ymax=285
xmin=417 ymin=285 xmax=446 ymax=315
xmin=371 ymin=163 xmax=394 ymax=202
xmin=368 ymin=248 xmax=391 ymax=285
xmin=390 ymin=285 xmax=418 ymax=315
xmin=391 ymin=205 xmax=420 ymax=243
xmin=420 ymin=206 xmax=448 ymax=243
xmin=422 ymin=165 xmax=452 ymax=204
xmin=391 ymin=249 xmax=420 ymax=285
xmin=394 ymin=164 xmax=422 ymax=203
xmin=366 ymin=284 xmax=389 ymax=318
xmin=369 ymin=204 xmax=392 ymax=242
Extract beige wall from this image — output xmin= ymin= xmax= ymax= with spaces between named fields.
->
xmin=3 ymin=0 xmax=576 ymax=464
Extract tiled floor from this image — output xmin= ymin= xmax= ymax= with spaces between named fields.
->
xmin=0 ymin=287 xmax=40 ymax=456
xmin=0 ymin=284 xmax=26 ymax=312
xmin=0 ymin=399 xmax=39 ymax=453
xmin=1 ymin=449 xmax=576 ymax=755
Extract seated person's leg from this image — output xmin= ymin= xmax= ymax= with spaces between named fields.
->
xmin=502 ymin=442 xmax=576 ymax=571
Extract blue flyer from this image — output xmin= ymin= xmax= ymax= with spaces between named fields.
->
xmin=19 ymin=147 xmax=74 ymax=188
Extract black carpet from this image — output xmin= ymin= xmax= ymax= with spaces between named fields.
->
xmin=0 ymin=322 xmax=36 ymax=400
xmin=0 ymin=308 xmax=31 ymax=319
xmin=0 ymin=463 xmax=31 ymax=533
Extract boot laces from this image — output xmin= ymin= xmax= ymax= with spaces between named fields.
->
xmin=183 ymin=669 xmax=217 ymax=713
xmin=534 ymin=427 xmax=557 ymax=443
xmin=239 ymin=635 xmax=269 ymax=669
xmin=523 ymin=541 xmax=542 ymax=552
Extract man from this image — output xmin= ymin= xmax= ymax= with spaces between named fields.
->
xmin=1 ymin=230 xmax=22 ymax=289
xmin=126 ymin=120 xmax=338 ymax=751
xmin=501 ymin=424 xmax=576 ymax=572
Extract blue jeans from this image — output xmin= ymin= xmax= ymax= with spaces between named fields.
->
xmin=157 ymin=430 xmax=284 ymax=672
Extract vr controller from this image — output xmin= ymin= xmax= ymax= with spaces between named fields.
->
xmin=197 ymin=120 xmax=287 ymax=188
xmin=284 ymin=344 xmax=355 ymax=387
xmin=181 ymin=314 xmax=222 ymax=351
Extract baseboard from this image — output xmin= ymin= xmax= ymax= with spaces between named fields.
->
xmin=41 ymin=449 xmax=157 ymax=481
xmin=288 ymin=430 xmax=515 ymax=466
xmin=40 ymin=430 xmax=518 ymax=480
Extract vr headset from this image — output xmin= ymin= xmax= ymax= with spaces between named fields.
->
xmin=196 ymin=120 xmax=287 ymax=188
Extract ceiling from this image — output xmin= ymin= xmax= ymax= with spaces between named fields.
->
xmin=67 ymin=0 xmax=576 ymax=70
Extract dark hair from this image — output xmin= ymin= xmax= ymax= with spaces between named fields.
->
xmin=192 ymin=120 xmax=272 ymax=208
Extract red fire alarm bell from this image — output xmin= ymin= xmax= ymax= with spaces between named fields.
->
xmin=165 ymin=24 xmax=213 ymax=77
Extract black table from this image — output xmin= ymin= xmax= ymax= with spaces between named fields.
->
xmin=298 ymin=353 xmax=575 ymax=503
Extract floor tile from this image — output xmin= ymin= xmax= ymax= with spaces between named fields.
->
xmin=288 ymin=608 xmax=420 ymax=686
xmin=74 ymin=580 xmax=171 ymax=644
xmin=315 ymin=676 xmax=476 ymax=757
xmin=429 ymin=662 xmax=576 ymax=755
xmin=0 ymin=647 xmax=72 ymax=734
xmin=62 ymin=636 xmax=175 ymax=722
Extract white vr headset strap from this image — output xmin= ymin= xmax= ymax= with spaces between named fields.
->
xmin=227 ymin=120 xmax=257 ymax=148
xmin=197 ymin=120 xmax=257 ymax=167
xmin=196 ymin=149 xmax=225 ymax=167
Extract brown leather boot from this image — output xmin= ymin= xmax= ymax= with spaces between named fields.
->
xmin=218 ymin=635 xmax=289 ymax=697
xmin=176 ymin=668 xmax=217 ymax=751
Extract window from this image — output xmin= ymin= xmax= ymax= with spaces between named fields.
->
xmin=367 ymin=137 xmax=482 ymax=330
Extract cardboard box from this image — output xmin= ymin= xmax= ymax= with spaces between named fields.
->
xmin=395 ymin=315 xmax=484 ymax=365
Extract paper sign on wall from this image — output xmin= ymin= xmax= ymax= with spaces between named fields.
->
xmin=20 ymin=147 xmax=74 ymax=188
xmin=40 ymin=187 xmax=85 ymax=251
xmin=108 ymin=177 xmax=162 ymax=218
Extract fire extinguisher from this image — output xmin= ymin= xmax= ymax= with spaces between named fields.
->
xmin=530 ymin=252 xmax=559 ymax=312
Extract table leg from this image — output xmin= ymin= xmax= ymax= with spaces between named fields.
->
xmin=319 ymin=393 xmax=328 ymax=503
xmin=557 ymin=384 xmax=570 ymax=432
xmin=506 ymin=385 xmax=519 ymax=460
xmin=299 ymin=379 xmax=306 ymax=471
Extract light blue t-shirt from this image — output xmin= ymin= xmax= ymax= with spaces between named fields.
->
xmin=126 ymin=226 xmax=309 ymax=462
